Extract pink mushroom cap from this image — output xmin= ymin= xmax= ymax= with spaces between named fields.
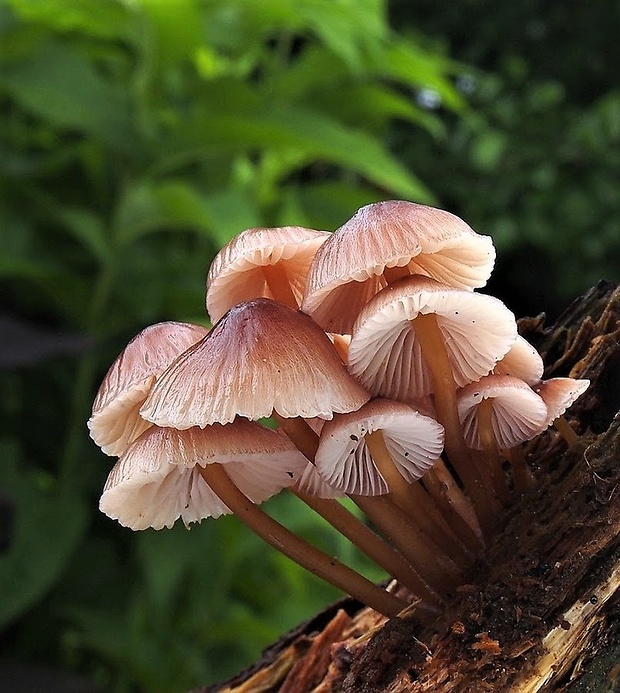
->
xmin=141 ymin=298 xmax=370 ymax=428
xmin=315 ymin=398 xmax=445 ymax=496
xmin=302 ymin=200 xmax=496 ymax=334
xmin=99 ymin=419 xmax=308 ymax=530
xmin=348 ymin=275 xmax=518 ymax=400
xmin=88 ymin=321 xmax=209 ymax=456
xmin=457 ymin=375 xmax=549 ymax=450
xmin=206 ymin=225 xmax=329 ymax=323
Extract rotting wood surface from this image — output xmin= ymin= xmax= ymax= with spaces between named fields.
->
xmin=195 ymin=280 xmax=620 ymax=693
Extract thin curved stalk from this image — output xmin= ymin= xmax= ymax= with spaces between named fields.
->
xmin=505 ymin=445 xmax=535 ymax=493
xmin=477 ymin=398 xmax=511 ymax=505
xmin=262 ymin=264 xmax=299 ymax=310
xmin=293 ymin=490 xmax=441 ymax=610
xmin=352 ymin=494 xmax=460 ymax=596
xmin=406 ymin=482 xmax=472 ymax=566
xmin=414 ymin=312 xmax=500 ymax=537
xmin=200 ymin=464 xmax=407 ymax=618
xmin=553 ymin=416 xmax=581 ymax=448
xmin=422 ymin=461 xmax=484 ymax=553
xmin=364 ymin=430 xmax=414 ymax=512
xmin=365 ymin=430 xmax=471 ymax=567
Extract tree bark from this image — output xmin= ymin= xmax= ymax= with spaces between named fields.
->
xmin=195 ymin=281 xmax=620 ymax=693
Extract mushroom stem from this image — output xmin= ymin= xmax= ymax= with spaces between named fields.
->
xmin=505 ymin=445 xmax=535 ymax=493
xmin=351 ymin=494 xmax=459 ymax=596
xmin=261 ymin=264 xmax=299 ymax=310
xmin=383 ymin=264 xmax=412 ymax=284
xmin=273 ymin=414 xmax=319 ymax=461
xmin=406 ymin=481 xmax=472 ymax=566
xmin=422 ymin=461 xmax=484 ymax=553
xmin=552 ymin=416 xmax=581 ymax=448
xmin=330 ymin=334 xmax=350 ymax=363
xmin=364 ymin=430 xmax=415 ymax=514
xmin=200 ymin=463 xmax=407 ymax=618
xmin=476 ymin=398 xmax=511 ymax=505
xmin=365 ymin=430 xmax=471 ymax=567
xmin=293 ymin=490 xmax=441 ymax=610
xmin=413 ymin=312 xmax=500 ymax=536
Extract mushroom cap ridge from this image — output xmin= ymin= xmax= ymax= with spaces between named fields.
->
xmin=99 ymin=419 xmax=308 ymax=530
xmin=207 ymin=226 xmax=329 ymax=323
xmin=302 ymin=200 xmax=496 ymax=334
xmin=141 ymin=299 xmax=370 ymax=428
xmin=88 ymin=321 xmax=209 ymax=455
xmin=348 ymin=275 xmax=518 ymax=401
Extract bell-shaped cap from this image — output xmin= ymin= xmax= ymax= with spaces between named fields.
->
xmin=492 ymin=335 xmax=544 ymax=385
xmin=206 ymin=226 xmax=329 ymax=323
xmin=99 ymin=419 xmax=308 ymax=530
xmin=457 ymin=375 xmax=548 ymax=450
xmin=141 ymin=298 xmax=370 ymax=428
xmin=88 ymin=321 xmax=209 ymax=456
xmin=534 ymin=377 xmax=590 ymax=426
xmin=302 ymin=200 xmax=496 ymax=334
xmin=348 ymin=275 xmax=518 ymax=400
xmin=315 ymin=399 xmax=444 ymax=496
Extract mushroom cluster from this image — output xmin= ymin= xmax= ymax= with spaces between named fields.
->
xmin=89 ymin=202 xmax=589 ymax=617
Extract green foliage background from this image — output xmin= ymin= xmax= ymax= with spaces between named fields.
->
xmin=0 ymin=1 xmax=617 ymax=691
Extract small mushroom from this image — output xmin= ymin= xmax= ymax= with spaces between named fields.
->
xmin=458 ymin=375 xmax=549 ymax=452
xmin=534 ymin=377 xmax=590 ymax=446
xmin=302 ymin=200 xmax=496 ymax=334
xmin=316 ymin=398 xmax=471 ymax=564
xmin=99 ymin=418 xmax=308 ymax=530
xmin=348 ymin=276 xmax=517 ymax=400
xmin=206 ymin=225 xmax=329 ymax=322
xmin=315 ymin=398 xmax=444 ymax=496
xmin=140 ymin=298 xmax=369 ymax=428
xmin=457 ymin=375 xmax=549 ymax=501
xmin=88 ymin=321 xmax=208 ymax=456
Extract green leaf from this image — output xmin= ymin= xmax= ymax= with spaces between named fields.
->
xmin=471 ymin=130 xmax=507 ymax=172
xmin=114 ymin=180 xmax=259 ymax=246
xmin=0 ymin=442 xmax=88 ymax=629
xmin=0 ymin=255 xmax=59 ymax=281
xmin=0 ymin=39 xmax=134 ymax=149
xmin=0 ymin=253 xmax=91 ymax=326
xmin=140 ymin=0 xmax=204 ymax=65
xmin=280 ymin=181 xmax=383 ymax=229
xmin=212 ymin=0 xmax=386 ymax=71
xmin=170 ymin=106 xmax=434 ymax=201
xmin=315 ymin=83 xmax=447 ymax=138
xmin=55 ymin=207 xmax=112 ymax=264
xmin=383 ymin=40 xmax=466 ymax=112
xmin=298 ymin=0 xmax=387 ymax=71
xmin=4 ymin=0 xmax=134 ymax=39
xmin=199 ymin=188 xmax=262 ymax=247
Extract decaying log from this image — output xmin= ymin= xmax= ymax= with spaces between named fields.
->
xmin=195 ymin=281 xmax=620 ymax=693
